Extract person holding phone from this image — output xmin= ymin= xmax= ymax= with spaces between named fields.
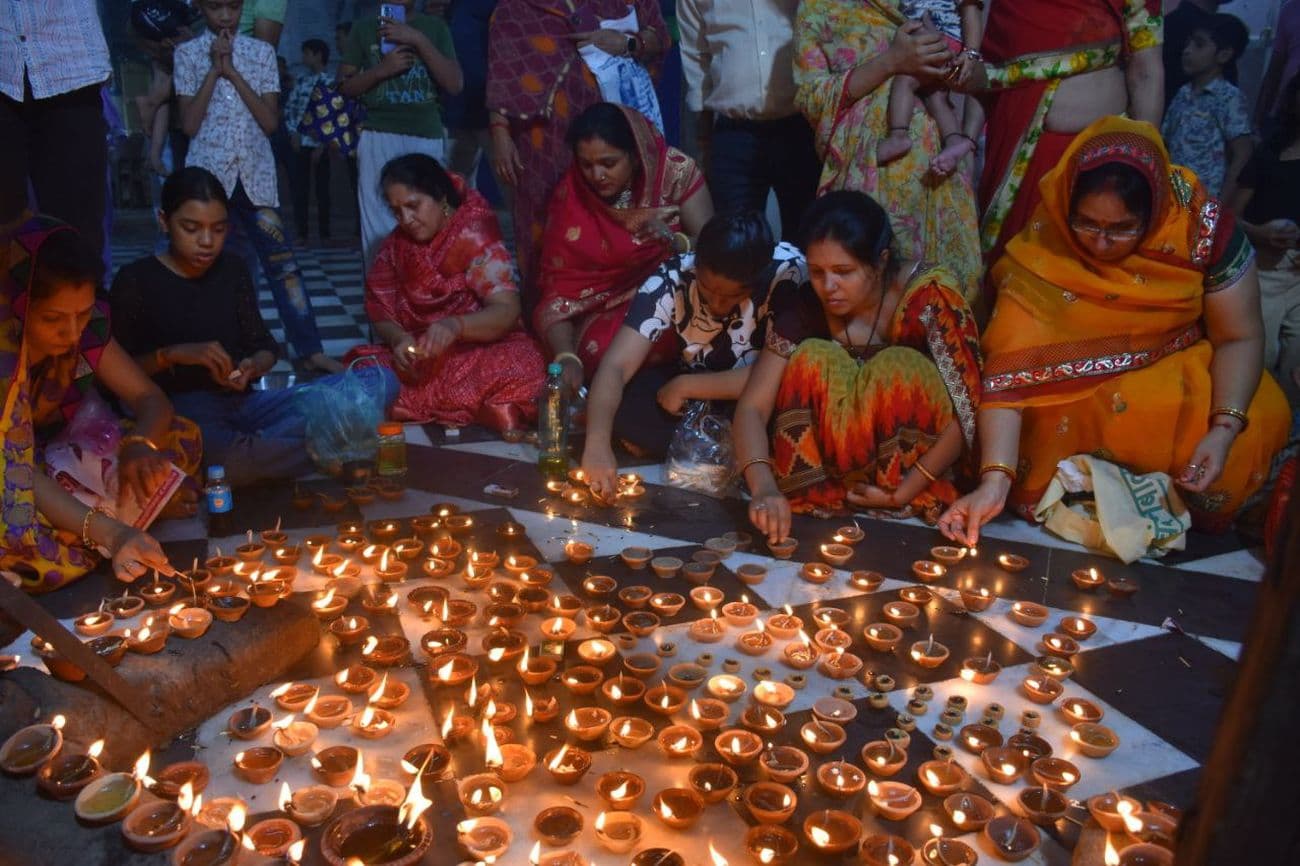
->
xmin=339 ymin=0 xmax=464 ymax=264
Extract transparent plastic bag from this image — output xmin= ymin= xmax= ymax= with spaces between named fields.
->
xmin=664 ymin=400 xmax=736 ymax=497
xmin=299 ymin=359 xmax=389 ymax=476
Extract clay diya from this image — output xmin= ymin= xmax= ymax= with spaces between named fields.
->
xmin=1021 ymin=674 xmax=1065 ymax=704
xmin=534 ymin=805 xmax=584 ymax=847
xmin=1087 ymin=792 xmax=1143 ymax=831
xmin=1 ymin=718 xmax=65 ymax=775
xmin=983 ymin=815 xmax=1040 ymax=861
xmin=1059 ymin=615 xmax=1098 ymax=641
xmin=319 ymin=804 xmax=432 ymax=866
xmin=959 ymin=585 xmax=996 ymax=612
xmin=228 ymin=704 xmax=273 ymax=740
xmin=752 ymin=679 xmax=795 ymax=709
xmin=716 ymin=729 xmax=765 ymax=767
xmin=36 ymin=740 xmax=105 ymax=800
xmin=910 ymin=636 xmax=950 ymax=669
xmin=912 ymin=560 xmax=947 ymax=582
xmin=817 ymin=760 xmax=866 ymax=799
xmin=1041 ymin=633 xmax=1079 ymax=658
xmin=1108 ymin=576 xmax=1140 ymax=598
xmin=945 ymin=792 xmax=996 ymax=832
xmin=883 ymin=600 xmax=920 ymax=628
xmin=1030 ymin=756 xmax=1081 ymax=791
xmin=766 ymin=536 xmax=798 ymax=559
xmin=958 ymin=724 xmax=1004 ymax=755
xmin=1009 ymin=601 xmax=1050 ymax=627
xmin=564 ymin=706 xmax=613 ymax=742
xmin=863 ymin=622 xmax=904 ymax=652
xmin=1071 ymin=567 xmax=1106 ymax=591
xmin=981 ymin=746 xmax=1030 ymax=785
xmin=861 ymin=740 xmax=908 ymax=777
xmin=867 ymin=780 xmax=923 ymax=821
xmin=306 ymin=695 xmax=352 ymax=729
xmin=961 ymin=653 xmax=1003 ymax=684
xmin=652 ymin=788 xmax=705 ymax=830
xmin=543 ymin=744 xmax=592 ymax=786
xmin=917 ymin=760 xmax=968 ymax=796
xmin=620 ymin=546 xmax=653 ymax=569
xmin=722 ymin=600 xmax=760 ymax=627
xmin=804 ymin=810 xmax=862 ymax=855
xmin=609 ymin=716 xmax=655 ymax=749
xmin=861 ymin=835 xmax=917 ymax=866
xmin=644 ymin=682 xmax=687 ymax=716
xmin=1070 ymin=722 xmax=1121 ymax=758
xmin=930 ymin=545 xmax=967 ymax=565
xmin=819 ymin=543 xmax=853 ymax=567
xmin=744 ymin=781 xmax=798 ymax=824
xmin=233 ymin=746 xmax=283 ymax=784
xmin=593 ymin=811 xmax=643 ymax=855
xmin=1017 ymin=785 xmax=1069 ymax=825
xmin=849 ymin=569 xmax=885 ymax=592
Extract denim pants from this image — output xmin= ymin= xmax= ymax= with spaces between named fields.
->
xmin=169 ymin=367 xmax=399 ymax=486
xmin=224 ymin=183 xmax=326 ymax=360
xmin=708 ymin=114 xmax=821 ymax=242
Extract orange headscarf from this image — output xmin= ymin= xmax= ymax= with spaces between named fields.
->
xmin=982 ymin=116 xmax=1226 ymax=407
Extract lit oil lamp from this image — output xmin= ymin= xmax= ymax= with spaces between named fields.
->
xmin=912 ymin=559 xmax=947 ymax=582
xmin=458 ymin=816 xmax=512 ymax=861
xmin=657 ymin=725 xmax=704 ymax=759
xmin=816 ymin=760 xmax=866 ymax=799
xmin=596 ymin=771 xmax=645 ymax=810
xmin=283 ymin=783 xmax=338 ymax=827
xmin=867 ymin=779 xmax=923 ymax=820
xmin=910 ymin=634 xmax=950 ymax=668
xmin=564 ymin=707 xmax=613 ymax=742
xmin=716 ymin=729 xmax=764 ymax=766
xmin=36 ymin=738 xmax=104 ymax=800
xmin=690 ymin=609 xmax=727 ymax=642
xmin=687 ymin=763 xmax=737 ymax=805
xmin=593 ymin=811 xmax=642 ymax=854
xmin=917 ymin=759 xmax=967 ymax=796
xmin=744 ymin=780 xmax=797 ymax=824
xmin=861 ymin=834 xmax=916 ymax=866
xmin=121 ymin=780 xmax=198 ymax=852
xmin=1059 ymin=615 xmax=1098 ymax=640
xmin=959 ymin=585 xmax=996 ymax=612
xmin=961 ymin=651 xmax=1002 ymax=684
xmin=609 ymin=716 xmax=655 ymax=748
xmin=1009 ymin=600 xmax=1050 ymax=627
xmin=1071 ymin=567 xmax=1106 ymax=591
xmin=861 ymin=739 xmax=907 ymax=777
xmin=652 ymin=788 xmax=705 ymax=830
xmin=543 ymin=744 xmax=592 ymax=785
xmin=804 ymin=810 xmax=862 ymax=855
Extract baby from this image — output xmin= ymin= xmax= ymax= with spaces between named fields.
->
xmin=878 ymin=0 xmax=985 ymax=175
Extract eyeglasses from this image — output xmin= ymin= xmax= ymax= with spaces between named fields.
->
xmin=1069 ymin=221 xmax=1143 ymax=242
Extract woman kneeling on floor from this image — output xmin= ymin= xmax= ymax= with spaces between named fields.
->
xmin=2 ymin=218 xmax=194 ymax=592
xmin=735 ymin=190 xmax=984 ymax=541
xmin=110 ymin=167 xmax=399 ymax=486
xmin=358 ymin=154 xmax=546 ymax=432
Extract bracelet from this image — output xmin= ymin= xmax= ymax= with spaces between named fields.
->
xmin=961 ymin=47 xmax=983 ymax=61
xmin=980 ymin=462 xmax=1018 ymax=481
xmin=913 ymin=461 xmax=937 ymax=483
xmin=1210 ymin=406 xmax=1249 ymax=431
xmin=737 ymin=457 xmax=775 ymax=478
xmin=554 ymin=351 xmax=583 ymax=370
xmin=121 ymin=434 xmax=160 ymax=452
xmin=672 ymin=232 xmax=692 ymax=254
xmin=81 ymin=506 xmax=110 ymax=549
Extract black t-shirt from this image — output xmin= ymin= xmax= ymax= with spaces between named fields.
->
xmin=109 ymin=253 xmax=280 ymax=393
xmin=1239 ymin=148 xmax=1300 ymax=226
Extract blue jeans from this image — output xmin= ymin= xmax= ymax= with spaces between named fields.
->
xmin=708 ymin=114 xmax=820 ymax=242
xmin=224 ymin=183 xmax=326 ymax=360
xmin=170 ymin=368 xmax=399 ymax=486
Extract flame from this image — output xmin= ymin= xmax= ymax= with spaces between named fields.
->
xmin=809 ymin=824 xmax=831 ymax=846
xmin=482 ymin=718 xmax=503 ymax=768
xmin=709 ymin=842 xmax=728 ymax=866
xmin=350 ymin=751 xmax=370 ymax=792
xmin=518 ymin=646 xmax=530 ymax=673
xmin=610 ymin=683 xmax=624 ymax=701
xmin=671 ymin=736 xmax=690 ymax=751
xmin=548 ymin=744 xmax=570 ymax=771
xmin=242 ymin=835 xmax=257 ymax=852
xmin=609 ymin=780 xmax=630 ymax=799
xmin=332 ymin=560 xmax=348 ymax=578
xmin=530 ymin=841 xmax=542 ymax=865
xmin=287 ymin=839 xmax=305 ymax=864
xmin=658 ymin=799 xmax=675 ymax=820
xmin=437 ymin=659 xmax=456 ymax=681
xmin=274 ymin=713 xmax=295 ymax=731
xmin=313 ymin=588 xmax=336 ymax=609
xmin=279 ymin=782 xmax=292 ymax=812
xmin=953 ymin=809 xmax=967 ymax=825
xmin=302 ymin=688 xmax=321 ymax=716
xmin=177 ymin=781 xmax=195 ymax=812
xmin=362 ymin=636 xmax=379 ymax=656
xmin=524 ymin=691 xmax=534 ymax=719
xmin=441 ymin=709 xmax=455 ymax=739
xmin=760 ymin=850 xmax=775 ymax=865
xmin=227 ymin=803 xmax=247 ymax=834
xmin=487 ymin=646 xmax=506 ymax=663
xmin=1001 ymin=763 xmax=1017 ymax=776
xmin=169 ymin=603 xmax=185 ymax=616
xmin=380 ymin=549 xmax=391 ymax=572
xmin=1122 ymin=809 xmax=1144 ymax=835
xmin=270 ymin=683 xmax=291 ymax=698
xmin=358 ymin=706 xmax=375 ymax=728
xmin=595 ymin=811 xmax=607 ymax=832
xmin=468 ymin=679 xmax=478 ymax=707
xmin=867 ymin=780 xmax=880 ymax=797
xmin=86 ymin=739 xmax=105 ymax=759
xmin=372 ymin=673 xmax=389 ymax=703
xmin=132 ymin=750 xmax=152 ymax=782
xmin=565 ymin=710 xmax=579 ymax=728
xmin=396 ymin=763 xmax=435 ymax=830
xmin=930 ymin=823 xmax=944 ymax=839
xmin=1104 ymin=836 xmax=1120 ymax=866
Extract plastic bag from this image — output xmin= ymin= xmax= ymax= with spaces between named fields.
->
xmin=299 ymin=359 xmax=389 ymax=476
xmin=664 ymin=400 xmax=735 ymax=497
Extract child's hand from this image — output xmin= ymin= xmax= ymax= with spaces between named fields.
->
xmin=951 ymin=52 xmax=979 ymax=88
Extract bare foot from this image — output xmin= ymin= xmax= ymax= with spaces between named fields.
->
xmin=306 ymin=352 xmax=346 ymax=374
xmin=931 ymin=134 xmax=976 ymax=177
xmin=877 ymin=129 xmax=913 ymax=165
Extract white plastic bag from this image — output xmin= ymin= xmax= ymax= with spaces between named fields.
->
xmin=664 ymin=401 xmax=735 ymax=497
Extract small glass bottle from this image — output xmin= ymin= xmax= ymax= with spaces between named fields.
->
xmin=376 ymin=421 xmax=407 ymax=478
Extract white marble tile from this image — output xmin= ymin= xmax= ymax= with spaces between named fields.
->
xmin=1197 ymin=636 xmax=1242 ymax=661
xmin=1171 ymin=548 xmax=1266 ymax=582
xmin=885 ymin=663 xmax=1199 ymax=807
xmin=506 ymin=508 xmax=695 ymax=564
xmin=402 ymin=423 xmax=433 ymax=448
xmin=951 ymin=595 xmax=1167 ymax=656
xmin=442 ymin=438 xmax=540 ymax=463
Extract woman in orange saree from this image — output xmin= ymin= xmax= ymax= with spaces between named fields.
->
xmin=939 ymin=117 xmax=1290 ymax=544
xmin=533 ymin=103 xmax=711 ymax=388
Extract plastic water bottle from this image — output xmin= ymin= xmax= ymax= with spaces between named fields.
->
xmin=205 ymin=465 xmax=233 ymax=536
xmin=537 ymin=362 xmax=569 ymax=479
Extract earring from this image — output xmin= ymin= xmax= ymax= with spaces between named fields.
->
xmin=443 ymin=202 xmax=453 ymax=217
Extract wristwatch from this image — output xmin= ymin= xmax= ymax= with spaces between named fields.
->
xmin=626 ymin=35 xmax=640 ymax=57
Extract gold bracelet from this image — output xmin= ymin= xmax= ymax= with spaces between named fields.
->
xmin=980 ymin=462 xmax=1017 ymax=481
xmin=554 ymin=351 xmax=583 ymax=370
xmin=737 ymin=456 xmax=775 ymax=478
xmin=121 ymin=434 xmax=160 ymax=452
xmin=673 ymin=232 xmax=692 ymax=254
xmin=81 ymin=506 xmax=109 ymax=549
xmin=1210 ymin=406 xmax=1249 ymax=431
xmin=913 ymin=461 xmax=937 ymax=483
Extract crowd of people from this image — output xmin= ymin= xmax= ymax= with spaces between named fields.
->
xmin=2 ymin=0 xmax=1298 ymax=592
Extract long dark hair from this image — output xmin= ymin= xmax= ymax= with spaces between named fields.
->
xmin=798 ymin=190 xmax=898 ymax=280
xmin=379 ymin=153 xmax=463 ymax=207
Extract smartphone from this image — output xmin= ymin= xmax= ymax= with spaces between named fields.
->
xmin=379 ymin=3 xmax=405 ymax=55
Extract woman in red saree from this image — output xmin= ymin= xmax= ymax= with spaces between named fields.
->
xmin=486 ymin=0 xmax=669 ymax=303
xmin=534 ymin=103 xmax=712 ymax=388
xmin=974 ymin=0 xmax=1163 ymax=278
xmin=362 ymin=155 xmax=546 ymax=432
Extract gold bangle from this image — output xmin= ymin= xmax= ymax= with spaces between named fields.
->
xmin=554 ymin=351 xmax=583 ymax=370
xmin=121 ymin=434 xmax=160 ymax=452
xmin=913 ymin=461 xmax=937 ymax=483
xmin=737 ymin=456 xmax=775 ymax=478
xmin=980 ymin=462 xmax=1017 ymax=481
xmin=673 ymin=232 xmax=692 ymax=254
xmin=81 ymin=506 xmax=109 ymax=549
xmin=1210 ymin=406 xmax=1249 ymax=431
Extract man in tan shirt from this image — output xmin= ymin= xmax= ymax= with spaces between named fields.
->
xmin=678 ymin=0 xmax=820 ymax=241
